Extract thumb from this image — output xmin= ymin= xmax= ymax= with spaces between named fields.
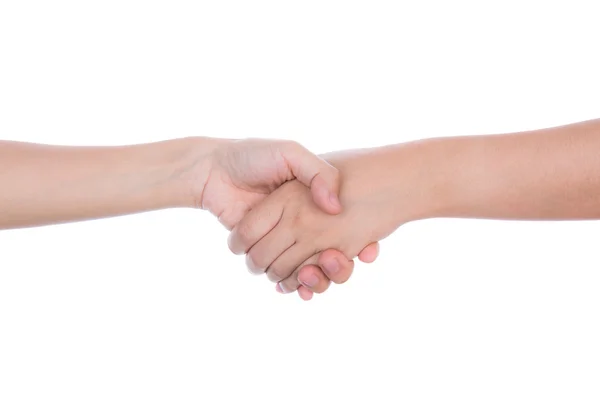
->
xmin=281 ymin=142 xmax=342 ymax=215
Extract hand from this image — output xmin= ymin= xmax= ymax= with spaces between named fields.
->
xmin=291 ymin=244 xmax=380 ymax=301
xmin=193 ymin=138 xmax=342 ymax=229
xmin=228 ymin=148 xmax=413 ymax=292
xmin=183 ymin=138 xmax=380 ymax=296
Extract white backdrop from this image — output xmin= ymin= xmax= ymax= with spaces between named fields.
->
xmin=1 ymin=1 xmax=600 ymax=399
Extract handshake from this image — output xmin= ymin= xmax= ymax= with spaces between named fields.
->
xmin=191 ymin=137 xmax=420 ymax=300
xmin=3 ymin=119 xmax=594 ymax=298
xmin=0 ymin=134 xmax=429 ymax=297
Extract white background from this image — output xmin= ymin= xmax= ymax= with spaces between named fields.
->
xmin=1 ymin=1 xmax=600 ymax=399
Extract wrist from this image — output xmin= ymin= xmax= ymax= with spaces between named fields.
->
xmin=370 ymin=141 xmax=445 ymax=225
xmin=393 ymin=136 xmax=487 ymax=221
xmin=382 ymin=138 xmax=465 ymax=222
xmin=159 ymin=136 xmax=226 ymax=209
xmin=325 ymin=140 xmax=455 ymax=229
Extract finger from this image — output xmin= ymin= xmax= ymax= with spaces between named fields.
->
xmin=278 ymin=249 xmax=356 ymax=294
xmin=227 ymin=201 xmax=284 ymax=255
xmin=216 ymin=202 xmax=251 ymax=231
xmin=266 ymin=243 xmax=317 ymax=283
xmin=275 ymin=280 xmax=313 ymax=299
xmin=276 ymin=253 xmax=320 ymax=294
xmin=316 ymin=249 xmax=355 ymax=285
xmin=297 ymin=265 xmax=331 ymax=294
xmin=357 ymin=242 xmax=380 ymax=263
xmin=280 ymin=142 xmax=341 ymax=215
xmin=274 ymin=281 xmax=313 ymax=299
xmin=297 ymin=286 xmax=314 ymax=301
xmin=245 ymin=229 xmax=295 ymax=275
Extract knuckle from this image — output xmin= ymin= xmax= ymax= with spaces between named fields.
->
xmin=336 ymin=273 xmax=352 ymax=284
xmin=282 ymin=139 xmax=300 ymax=151
xmin=236 ymin=222 xmax=255 ymax=248
xmin=313 ymin=281 xmax=331 ymax=294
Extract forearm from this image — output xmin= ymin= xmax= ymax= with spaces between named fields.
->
xmin=0 ymin=138 xmax=213 ymax=229
xmin=377 ymin=118 xmax=600 ymax=223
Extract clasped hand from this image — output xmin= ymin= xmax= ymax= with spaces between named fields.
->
xmin=199 ymin=139 xmax=381 ymax=300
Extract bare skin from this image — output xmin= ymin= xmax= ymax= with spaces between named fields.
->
xmin=0 ymin=137 xmax=378 ymax=300
xmin=229 ymin=118 xmax=600 ymax=293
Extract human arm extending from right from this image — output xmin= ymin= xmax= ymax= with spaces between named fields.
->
xmin=229 ymin=118 xmax=600 ymax=293
xmin=417 ymin=118 xmax=600 ymax=220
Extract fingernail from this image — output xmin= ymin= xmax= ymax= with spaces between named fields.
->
xmin=329 ymin=193 xmax=341 ymax=209
xmin=323 ymin=258 xmax=340 ymax=274
xmin=277 ymin=282 xmax=289 ymax=294
xmin=300 ymin=274 xmax=319 ymax=288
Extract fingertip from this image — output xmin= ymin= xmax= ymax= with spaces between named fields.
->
xmin=328 ymin=192 xmax=342 ymax=213
xmin=358 ymin=242 xmax=380 ymax=263
xmin=310 ymin=175 xmax=342 ymax=215
xmin=298 ymin=286 xmax=314 ymax=301
xmin=317 ymin=249 xmax=354 ymax=284
xmin=298 ymin=265 xmax=331 ymax=294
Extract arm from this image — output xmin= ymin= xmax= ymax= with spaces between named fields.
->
xmin=414 ymin=118 xmax=600 ymax=220
xmin=0 ymin=138 xmax=203 ymax=229
xmin=230 ymin=118 xmax=600 ymax=293
xmin=0 ymin=137 xmax=343 ymax=229
xmin=0 ymin=136 xmax=376 ymax=300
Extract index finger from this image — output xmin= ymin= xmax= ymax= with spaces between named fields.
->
xmin=227 ymin=199 xmax=284 ymax=255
